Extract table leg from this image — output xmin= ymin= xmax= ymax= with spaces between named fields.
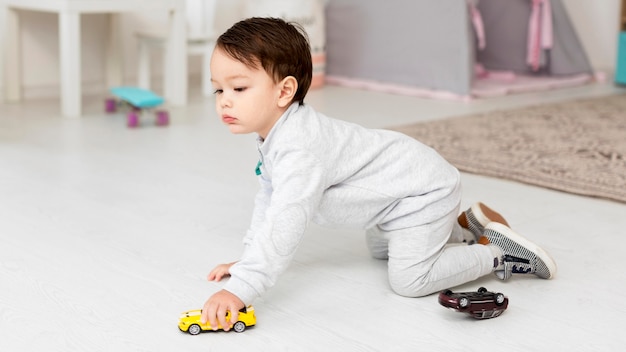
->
xmin=165 ymin=3 xmax=187 ymax=106
xmin=105 ymin=13 xmax=124 ymax=89
xmin=137 ymin=38 xmax=152 ymax=90
xmin=4 ymin=7 xmax=22 ymax=101
xmin=59 ymin=12 xmax=81 ymax=117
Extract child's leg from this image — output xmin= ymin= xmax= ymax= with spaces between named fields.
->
xmin=447 ymin=221 xmax=478 ymax=244
xmin=365 ymin=226 xmax=389 ymax=260
xmin=367 ymin=207 xmax=473 ymax=257
xmin=385 ymin=209 xmax=495 ymax=297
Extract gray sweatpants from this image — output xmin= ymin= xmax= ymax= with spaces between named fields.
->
xmin=365 ymin=206 xmax=495 ymax=297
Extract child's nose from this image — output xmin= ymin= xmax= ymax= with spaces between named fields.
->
xmin=219 ymin=95 xmax=232 ymax=108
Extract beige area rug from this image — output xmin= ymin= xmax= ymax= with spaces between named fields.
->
xmin=390 ymin=94 xmax=626 ymax=203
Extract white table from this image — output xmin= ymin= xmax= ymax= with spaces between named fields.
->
xmin=1 ymin=0 xmax=187 ymax=117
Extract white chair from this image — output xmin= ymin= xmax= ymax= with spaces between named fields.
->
xmin=136 ymin=0 xmax=217 ymax=96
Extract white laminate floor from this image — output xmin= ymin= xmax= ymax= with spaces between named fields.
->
xmin=1 ymin=81 xmax=625 ymax=351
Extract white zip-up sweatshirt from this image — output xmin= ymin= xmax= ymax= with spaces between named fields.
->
xmin=223 ymin=103 xmax=461 ymax=304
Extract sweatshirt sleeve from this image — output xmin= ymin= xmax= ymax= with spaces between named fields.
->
xmin=223 ymin=148 xmax=326 ymax=305
xmin=242 ymin=171 xmax=272 ymax=247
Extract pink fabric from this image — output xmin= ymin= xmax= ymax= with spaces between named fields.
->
xmin=472 ymin=73 xmax=592 ymax=97
xmin=469 ymin=2 xmax=486 ymax=50
xmin=325 ymin=76 xmax=473 ymax=101
xmin=475 ymin=63 xmax=518 ymax=81
xmin=527 ymin=0 xmax=553 ymax=71
xmin=474 ymin=63 xmax=488 ymax=79
xmin=326 ymin=73 xmax=594 ymax=101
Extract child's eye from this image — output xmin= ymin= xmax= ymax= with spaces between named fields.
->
xmin=234 ymin=87 xmax=247 ymax=92
xmin=213 ymin=89 xmax=223 ymax=95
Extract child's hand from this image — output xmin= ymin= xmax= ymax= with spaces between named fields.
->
xmin=200 ymin=289 xmax=244 ymax=331
xmin=207 ymin=261 xmax=237 ymax=282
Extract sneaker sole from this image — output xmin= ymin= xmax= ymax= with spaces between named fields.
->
xmin=484 ymin=222 xmax=557 ymax=279
xmin=471 ymin=202 xmax=510 ymax=228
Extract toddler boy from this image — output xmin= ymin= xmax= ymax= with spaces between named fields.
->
xmin=201 ymin=17 xmax=556 ymax=330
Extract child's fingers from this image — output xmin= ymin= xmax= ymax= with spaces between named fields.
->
xmin=207 ymin=266 xmax=222 ymax=281
xmin=207 ymin=270 xmax=225 ymax=282
xmin=200 ymin=302 xmax=210 ymax=324
xmin=229 ymin=309 xmax=239 ymax=328
xmin=217 ymin=307 xmax=230 ymax=331
xmin=201 ymin=303 xmax=221 ymax=331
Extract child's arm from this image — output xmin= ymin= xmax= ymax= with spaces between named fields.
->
xmin=242 ymin=173 xmax=272 ymax=246
xmin=222 ymin=149 xmax=326 ymax=304
xmin=207 ymin=261 xmax=237 ymax=282
xmin=199 ymin=176 xmax=271 ymax=330
xmin=206 ymin=149 xmax=324 ymax=323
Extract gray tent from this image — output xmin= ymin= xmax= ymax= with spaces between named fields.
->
xmin=325 ymin=0 xmax=593 ymax=97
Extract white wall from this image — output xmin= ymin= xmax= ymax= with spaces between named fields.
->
xmin=0 ymin=0 xmax=621 ymax=100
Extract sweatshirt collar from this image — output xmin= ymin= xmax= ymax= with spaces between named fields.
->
xmin=257 ymin=102 xmax=302 ymax=152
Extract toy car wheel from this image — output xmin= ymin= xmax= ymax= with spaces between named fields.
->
xmin=233 ymin=321 xmax=246 ymax=333
xmin=105 ymin=98 xmax=117 ymax=113
xmin=127 ymin=112 xmax=139 ymax=128
xmin=459 ymin=297 xmax=470 ymax=308
xmin=478 ymin=287 xmax=487 ymax=293
xmin=188 ymin=324 xmax=201 ymax=335
xmin=495 ymin=293 xmax=506 ymax=306
xmin=155 ymin=110 xmax=169 ymax=126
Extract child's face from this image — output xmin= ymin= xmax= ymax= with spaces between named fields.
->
xmin=210 ymin=47 xmax=287 ymax=139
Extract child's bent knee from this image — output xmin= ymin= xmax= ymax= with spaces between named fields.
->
xmin=388 ymin=272 xmax=434 ymax=298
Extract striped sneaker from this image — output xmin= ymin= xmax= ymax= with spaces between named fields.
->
xmin=483 ymin=222 xmax=557 ymax=280
xmin=458 ymin=202 xmax=510 ymax=243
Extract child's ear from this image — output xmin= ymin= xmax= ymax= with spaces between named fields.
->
xmin=277 ymin=76 xmax=298 ymax=108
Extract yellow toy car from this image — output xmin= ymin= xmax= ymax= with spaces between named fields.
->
xmin=178 ymin=306 xmax=256 ymax=335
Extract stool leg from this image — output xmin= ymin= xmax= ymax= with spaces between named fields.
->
xmin=105 ymin=14 xmax=123 ymax=88
xmin=201 ymin=44 xmax=214 ymax=96
xmin=137 ymin=39 xmax=151 ymax=90
xmin=59 ymin=12 xmax=81 ymax=117
xmin=4 ymin=7 xmax=22 ymax=101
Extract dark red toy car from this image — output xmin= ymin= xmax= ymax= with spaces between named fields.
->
xmin=438 ymin=287 xmax=508 ymax=319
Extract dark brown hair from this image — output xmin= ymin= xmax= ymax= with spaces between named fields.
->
xmin=216 ymin=17 xmax=312 ymax=105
